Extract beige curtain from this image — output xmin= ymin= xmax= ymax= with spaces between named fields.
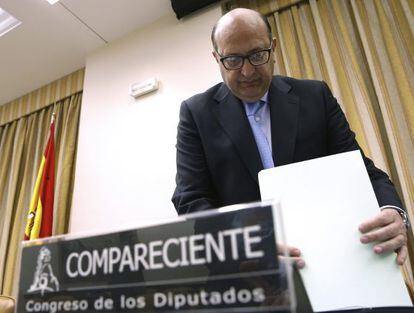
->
xmin=223 ymin=0 xmax=414 ymax=289
xmin=0 ymin=69 xmax=84 ymax=296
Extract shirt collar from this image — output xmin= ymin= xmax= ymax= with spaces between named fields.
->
xmin=243 ymin=91 xmax=269 ymax=106
xmin=243 ymin=91 xmax=269 ymax=115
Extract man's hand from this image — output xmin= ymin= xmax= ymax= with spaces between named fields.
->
xmin=359 ymin=208 xmax=407 ymax=265
xmin=277 ymin=244 xmax=305 ymax=269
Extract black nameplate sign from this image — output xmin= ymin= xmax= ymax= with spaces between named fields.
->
xmin=17 ymin=204 xmax=292 ymax=312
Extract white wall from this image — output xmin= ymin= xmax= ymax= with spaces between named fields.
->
xmin=69 ymin=5 xmax=222 ymax=234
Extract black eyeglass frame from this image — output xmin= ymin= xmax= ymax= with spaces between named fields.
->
xmin=217 ymin=43 xmax=273 ymax=70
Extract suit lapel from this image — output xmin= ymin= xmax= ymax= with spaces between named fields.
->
xmin=212 ymin=84 xmax=263 ymax=183
xmin=269 ymin=77 xmax=300 ymax=166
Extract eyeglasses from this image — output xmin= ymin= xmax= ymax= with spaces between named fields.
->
xmin=217 ymin=45 xmax=273 ymax=70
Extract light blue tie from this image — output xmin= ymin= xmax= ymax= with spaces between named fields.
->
xmin=246 ymin=101 xmax=274 ymax=169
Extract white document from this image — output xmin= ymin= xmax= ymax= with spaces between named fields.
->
xmin=259 ymin=150 xmax=411 ymax=311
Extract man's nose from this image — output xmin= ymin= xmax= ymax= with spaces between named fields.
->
xmin=240 ymin=59 xmax=255 ymax=77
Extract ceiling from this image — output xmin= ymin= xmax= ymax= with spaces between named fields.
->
xmin=0 ymin=0 xmax=173 ymax=105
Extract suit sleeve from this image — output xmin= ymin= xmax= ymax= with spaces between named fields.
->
xmin=172 ymin=100 xmax=218 ymax=215
xmin=322 ymin=82 xmax=404 ymax=209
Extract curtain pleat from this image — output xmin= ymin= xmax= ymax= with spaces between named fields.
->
xmin=0 ymin=69 xmax=84 ymax=127
xmin=223 ymin=0 xmax=414 ymax=291
xmin=0 ymin=90 xmax=82 ymax=296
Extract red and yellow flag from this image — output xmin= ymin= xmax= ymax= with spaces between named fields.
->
xmin=24 ymin=118 xmax=55 ymax=240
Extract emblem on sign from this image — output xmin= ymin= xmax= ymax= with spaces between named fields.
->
xmin=27 ymin=247 xmax=59 ymax=296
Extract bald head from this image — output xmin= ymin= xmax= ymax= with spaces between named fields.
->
xmin=211 ymin=8 xmax=272 ymax=53
xmin=211 ymin=8 xmax=276 ymax=102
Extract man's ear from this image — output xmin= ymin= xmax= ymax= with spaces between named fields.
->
xmin=212 ymin=51 xmax=219 ymax=63
xmin=272 ymin=37 xmax=277 ymax=51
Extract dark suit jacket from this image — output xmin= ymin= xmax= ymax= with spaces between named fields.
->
xmin=172 ymin=76 xmax=403 ymax=215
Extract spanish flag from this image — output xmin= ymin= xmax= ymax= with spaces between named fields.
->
xmin=24 ymin=116 xmax=55 ymax=240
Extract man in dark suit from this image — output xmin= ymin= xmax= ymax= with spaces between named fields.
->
xmin=172 ymin=8 xmax=408 ymax=265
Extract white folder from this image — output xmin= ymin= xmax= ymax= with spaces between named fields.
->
xmin=259 ymin=150 xmax=411 ymax=311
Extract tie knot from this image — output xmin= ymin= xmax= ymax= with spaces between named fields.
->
xmin=246 ymin=100 xmax=264 ymax=116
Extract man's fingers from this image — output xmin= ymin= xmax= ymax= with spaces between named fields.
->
xmin=293 ymin=257 xmax=306 ymax=269
xmin=279 ymin=255 xmax=306 ymax=269
xmin=277 ymin=244 xmax=301 ymax=257
xmin=359 ymin=210 xmax=397 ymax=233
xmin=277 ymin=244 xmax=304 ymax=269
xmin=359 ymin=209 xmax=408 ymax=265
xmin=396 ymin=246 xmax=408 ymax=266
xmin=289 ymin=247 xmax=301 ymax=257
xmin=373 ymin=233 xmax=407 ymax=254
xmin=360 ymin=221 xmax=405 ymax=244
